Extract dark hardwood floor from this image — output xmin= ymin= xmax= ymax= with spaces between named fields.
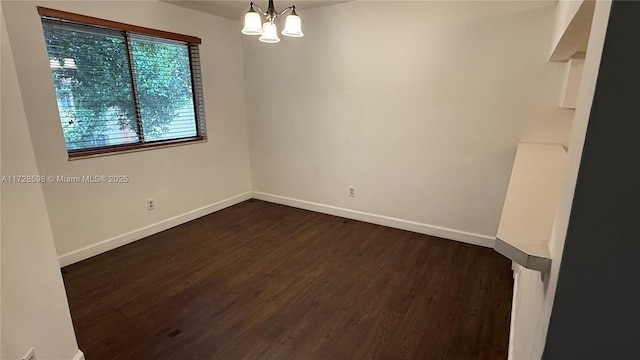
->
xmin=62 ymin=200 xmax=513 ymax=360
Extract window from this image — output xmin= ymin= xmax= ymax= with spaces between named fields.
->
xmin=38 ymin=7 xmax=206 ymax=158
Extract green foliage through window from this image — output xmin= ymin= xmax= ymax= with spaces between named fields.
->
xmin=41 ymin=18 xmax=205 ymax=154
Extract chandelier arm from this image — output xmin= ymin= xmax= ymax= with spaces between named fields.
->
xmin=251 ymin=2 xmax=266 ymax=16
xmin=278 ymin=6 xmax=295 ymax=16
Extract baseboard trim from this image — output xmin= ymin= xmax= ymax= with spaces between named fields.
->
xmin=73 ymin=350 xmax=85 ymax=360
xmin=58 ymin=191 xmax=494 ymax=267
xmin=252 ymin=192 xmax=495 ymax=248
xmin=58 ymin=192 xmax=252 ymax=267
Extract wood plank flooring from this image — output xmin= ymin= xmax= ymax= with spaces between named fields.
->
xmin=62 ymin=200 xmax=513 ymax=360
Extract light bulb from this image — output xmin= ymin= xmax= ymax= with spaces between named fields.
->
xmin=259 ymin=22 xmax=280 ymax=43
xmin=282 ymin=14 xmax=304 ymax=37
xmin=242 ymin=10 xmax=263 ymax=35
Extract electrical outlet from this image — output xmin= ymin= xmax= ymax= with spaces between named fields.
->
xmin=146 ymin=198 xmax=155 ymax=210
xmin=22 ymin=348 xmax=37 ymax=360
xmin=348 ymin=186 xmax=356 ymax=197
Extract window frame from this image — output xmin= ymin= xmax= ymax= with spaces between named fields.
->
xmin=38 ymin=7 xmax=207 ymax=159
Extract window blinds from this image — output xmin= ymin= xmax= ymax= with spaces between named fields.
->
xmin=41 ymin=16 xmax=206 ymax=155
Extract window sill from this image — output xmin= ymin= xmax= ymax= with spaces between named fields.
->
xmin=68 ymin=137 xmax=207 ymax=160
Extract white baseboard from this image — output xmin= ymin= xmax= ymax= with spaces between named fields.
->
xmin=58 ymin=191 xmax=494 ymax=267
xmin=73 ymin=350 xmax=85 ymax=360
xmin=58 ymin=192 xmax=252 ymax=267
xmin=252 ymin=192 xmax=495 ymax=248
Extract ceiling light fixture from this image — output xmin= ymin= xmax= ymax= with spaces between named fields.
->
xmin=242 ymin=0 xmax=304 ymax=43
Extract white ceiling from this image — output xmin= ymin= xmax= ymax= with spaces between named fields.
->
xmin=163 ymin=0 xmax=351 ymax=21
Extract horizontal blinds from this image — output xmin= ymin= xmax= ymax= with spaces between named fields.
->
xmin=129 ymin=34 xmax=198 ymax=142
xmin=42 ymin=19 xmax=139 ymax=150
xmin=41 ymin=17 xmax=206 ymax=153
xmin=189 ymin=44 xmax=207 ymax=139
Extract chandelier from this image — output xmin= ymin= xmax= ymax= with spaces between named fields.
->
xmin=241 ymin=0 xmax=304 ymax=43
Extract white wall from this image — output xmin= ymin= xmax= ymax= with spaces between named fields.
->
xmin=508 ymin=1 xmax=611 ymax=358
xmin=244 ymin=1 xmax=574 ymax=243
xmin=1 ymin=1 xmax=252 ymax=265
xmin=1 ymin=8 xmax=80 ymax=359
xmin=551 ymin=0 xmax=584 ymax=54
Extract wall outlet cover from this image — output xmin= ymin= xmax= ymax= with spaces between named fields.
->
xmin=146 ymin=198 xmax=155 ymax=210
